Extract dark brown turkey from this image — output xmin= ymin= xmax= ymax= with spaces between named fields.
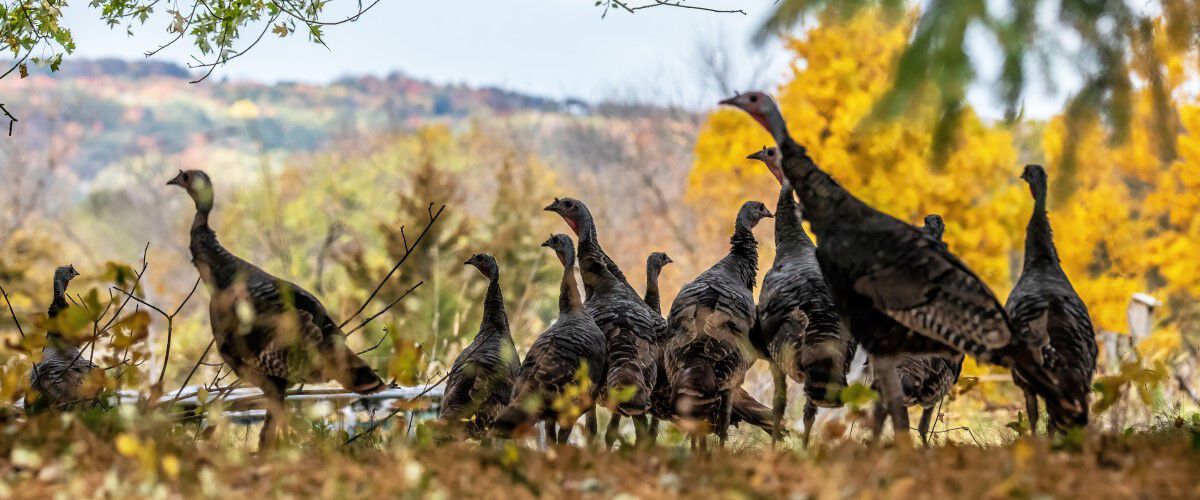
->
xmin=721 ymin=92 xmax=1076 ymax=444
xmin=439 ymin=253 xmax=521 ymax=440
xmin=748 ymin=146 xmax=856 ymax=447
xmin=26 ymin=265 xmax=97 ymax=412
xmin=665 ymin=201 xmax=773 ymax=447
xmin=1007 ymin=165 xmax=1097 ymax=434
xmin=493 ymin=235 xmax=606 ymax=444
xmin=545 ymin=197 xmax=664 ymax=446
xmin=869 ymin=215 xmax=965 ymax=445
xmin=167 ymin=170 xmax=384 ymax=449
xmin=637 ymin=251 xmax=674 ymax=447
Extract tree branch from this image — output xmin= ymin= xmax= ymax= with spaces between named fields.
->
xmin=0 ymin=103 xmax=16 ymax=136
xmin=0 ymin=283 xmax=25 ymax=339
xmin=338 ymin=203 xmax=444 ymax=330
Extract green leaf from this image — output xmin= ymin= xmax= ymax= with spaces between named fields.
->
xmin=837 ymin=382 xmax=877 ymax=409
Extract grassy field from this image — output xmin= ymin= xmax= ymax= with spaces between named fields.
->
xmin=3 ymin=407 xmax=1199 ymax=499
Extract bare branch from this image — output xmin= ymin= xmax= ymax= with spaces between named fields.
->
xmin=345 ymin=281 xmax=423 ymax=336
xmin=607 ymin=0 xmax=745 ymax=15
xmin=0 ymin=103 xmax=16 ymax=136
xmin=169 ymin=338 xmax=216 ymax=404
xmin=356 ymin=327 xmax=391 ymax=356
xmin=0 ymin=283 xmax=25 ymax=339
xmin=339 ymin=203 xmax=444 ymax=330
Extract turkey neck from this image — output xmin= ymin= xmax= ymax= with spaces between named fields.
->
xmin=726 ymin=214 xmax=760 ymax=289
xmin=644 ymin=265 xmax=663 ymax=315
xmin=187 ymin=195 xmax=241 ymax=291
xmin=46 ymin=276 xmax=71 ymax=343
xmin=558 ymin=254 xmax=584 ymax=314
xmin=480 ymin=270 xmax=510 ymax=335
xmin=1023 ymin=181 xmax=1060 ymax=270
xmin=763 ymin=105 xmax=862 ymax=237
xmin=574 ymin=210 xmax=630 ymax=291
xmin=773 ymin=184 xmax=814 ymax=259
xmin=48 ymin=276 xmax=71 ymax=319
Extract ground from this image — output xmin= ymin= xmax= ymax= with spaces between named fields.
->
xmin=2 ymin=410 xmax=1198 ymax=499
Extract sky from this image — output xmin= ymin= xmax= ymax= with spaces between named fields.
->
xmin=57 ymin=0 xmax=1075 ymax=118
xmin=60 ymin=0 xmax=790 ymax=108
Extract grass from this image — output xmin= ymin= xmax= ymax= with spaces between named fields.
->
xmin=2 ymin=406 xmax=1199 ymax=498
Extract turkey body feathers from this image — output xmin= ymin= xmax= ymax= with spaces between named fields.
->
xmin=440 ymin=330 xmax=521 ymax=438
xmin=196 ymin=231 xmax=383 ymax=394
xmin=665 ymin=202 xmax=767 ymax=426
xmin=756 ymin=186 xmax=854 ymax=406
xmin=579 ymin=239 xmax=662 ymax=415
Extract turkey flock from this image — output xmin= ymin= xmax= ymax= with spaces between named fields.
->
xmin=22 ymin=91 xmax=1099 ymax=451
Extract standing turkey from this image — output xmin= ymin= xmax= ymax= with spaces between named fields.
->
xmin=1007 ymin=164 xmax=1097 ymax=434
xmin=721 ymin=92 xmax=1076 ymax=444
xmin=869 ymin=215 xmax=965 ymax=446
xmin=748 ymin=146 xmax=856 ymax=447
xmin=639 ymin=251 xmax=674 ymax=446
xmin=643 ymin=252 xmax=674 ymax=316
xmin=665 ymin=201 xmax=774 ymax=447
xmin=642 ymin=250 xmax=782 ymax=445
xmin=439 ymin=253 xmax=522 ymax=440
xmin=167 ymin=170 xmax=384 ymax=449
xmin=545 ymin=197 xmax=664 ymax=447
xmin=26 ymin=265 xmax=97 ymax=412
xmin=493 ymin=235 xmax=606 ymax=444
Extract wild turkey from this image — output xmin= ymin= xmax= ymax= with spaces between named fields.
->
xmin=439 ymin=253 xmax=522 ymax=440
xmin=869 ymin=215 xmax=965 ymax=445
xmin=1007 ymin=164 xmax=1098 ymax=434
xmin=545 ymin=197 xmax=664 ymax=447
xmin=167 ymin=170 xmax=384 ymax=448
xmin=747 ymin=146 xmax=856 ymax=447
xmin=636 ymin=251 xmax=674 ymax=446
xmin=26 ymin=265 xmax=97 ymax=412
xmin=721 ymin=92 xmax=1077 ymax=444
xmin=639 ymin=250 xmax=782 ymax=444
xmin=493 ymin=235 xmax=606 ymax=444
xmin=643 ymin=252 xmax=673 ymax=316
xmin=665 ymin=200 xmax=773 ymax=447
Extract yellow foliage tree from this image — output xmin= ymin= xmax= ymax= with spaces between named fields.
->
xmin=692 ymin=11 xmax=1198 ymax=379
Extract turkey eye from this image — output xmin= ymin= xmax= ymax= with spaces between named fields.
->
xmin=767 ymin=151 xmax=774 ymax=156
xmin=749 ymin=95 xmax=758 ymax=103
xmin=564 ymin=201 xmax=574 ymax=208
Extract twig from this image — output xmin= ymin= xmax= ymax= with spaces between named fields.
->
xmin=345 ymin=281 xmax=423 ymax=336
xmin=343 ymin=372 xmax=449 ymax=446
xmin=339 ymin=203 xmax=444 ymax=330
xmin=0 ymin=283 xmax=25 ymax=339
xmin=169 ymin=338 xmax=216 ymax=403
xmin=187 ymin=14 xmax=280 ymax=83
xmin=112 ymin=276 xmax=202 ymax=387
xmin=268 ymin=0 xmax=384 ymax=26
xmin=1 ymin=103 xmax=16 ymax=136
xmin=357 ymin=327 xmax=391 ymax=356
xmin=608 ymin=0 xmax=744 ymax=15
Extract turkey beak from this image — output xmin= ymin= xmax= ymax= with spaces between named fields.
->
xmin=746 ymin=151 xmax=761 ymax=161
xmin=166 ymin=172 xmax=186 ymax=187
xmin=763 ymin=210 xmax=774 ymax=219
xmin=718 ymin=96 xmax=738 ymax=106
xmin=543 ymin=201 xmax=559 ymax=213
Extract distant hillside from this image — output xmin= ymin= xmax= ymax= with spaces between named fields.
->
xmin=0 ymin=58 xmax=575 ymax=179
